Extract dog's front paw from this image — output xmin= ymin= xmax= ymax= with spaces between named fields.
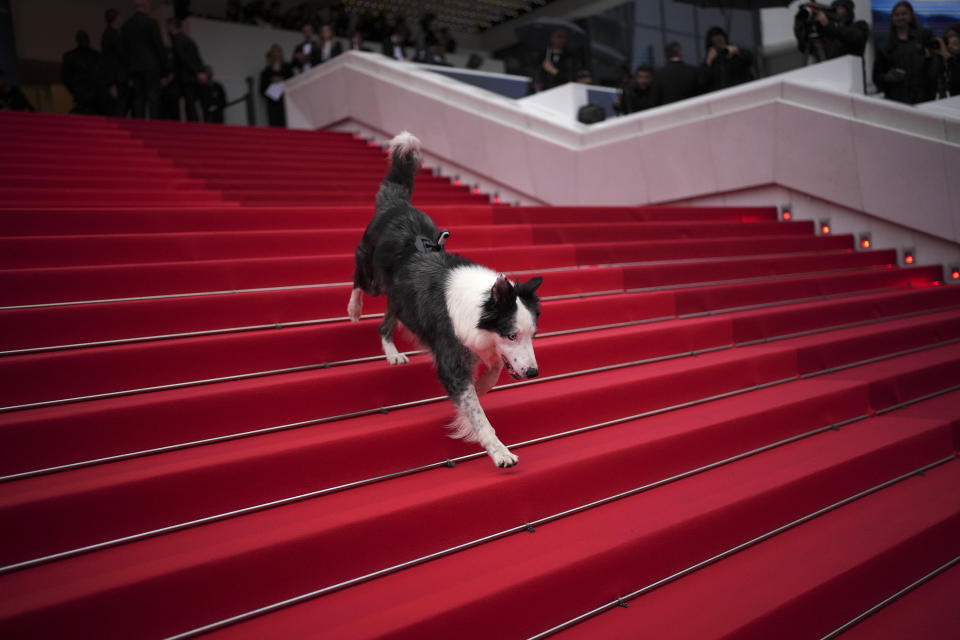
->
xmin=386 ymin=352 xmax=409 ymax=365
xmin=491 ymin=447 xmax=518 ymax=468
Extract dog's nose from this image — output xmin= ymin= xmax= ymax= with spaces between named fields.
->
xmin=525 ymin=367 xmax=539 ymax=379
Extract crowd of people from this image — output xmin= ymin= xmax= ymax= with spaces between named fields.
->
xmin=257 ymin=10 xmax=460 ymax=127
xmin=1 ymin=0 xmax=957 ymax=121
xmin=73 ymin=0 xmax=227 ymax=121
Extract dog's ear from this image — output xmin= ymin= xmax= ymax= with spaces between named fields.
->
xmin=491 ymin=274 xmax=513 ymax=303
xmin=519 ymin=276 xmax=543 ymax=294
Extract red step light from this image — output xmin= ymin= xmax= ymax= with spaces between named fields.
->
xmin=782 ymin=211 xmax=792 ymax=221
xmin=454 ymin=178 xmax=460 ymax=185
xmin=493 ymin=196 xmax=500 ymax=203
xmin=905 ymin=255 xmax=914 ymax=264
xmin=821 ymin=224 xmax=831 ymax=235
xmin=473 ymin=187 xmax=480 ymax=194
xmin=860 ymin=238 xmax=870 ymax=249
xmin=952 ymin=269 xmax=960 ymax=280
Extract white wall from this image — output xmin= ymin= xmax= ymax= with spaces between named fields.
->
xmin=189 ymin=17 xmax=302 ymax=126
xmin=284 ymin=52 xmax=959 ymax=268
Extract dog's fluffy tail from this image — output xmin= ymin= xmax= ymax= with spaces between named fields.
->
xmin=379 ymin=131 xmax=422 ymax=204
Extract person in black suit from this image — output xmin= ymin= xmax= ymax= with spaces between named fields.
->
xmin=617 ymin=64 xmax=658 ymax=114
xmin=656 ymin=42 xmax=701 ymax=105
xmin=292 ymin=23 xmax=320 ymax=74
xmin=122 ymin=0 xmax=168 ymax=118
xmin=317 ymin=24 xmax=343 ymax=64
xmin=101 ymin=9 xmax=126 ymax=116
xmin=382 ymin=28 xmax=408 ymax=61
xmin=533 ymin=27 xmax=578 ymax=91
xmin=62 ymin=30 xmax=107 ymax=115
xmin=260 ymin=44 xmax=292 ymax=127
xmin=198 ymin=65 xmax=227 ymax=123
xmin=167 ymin=17 xmax=206 ymax=121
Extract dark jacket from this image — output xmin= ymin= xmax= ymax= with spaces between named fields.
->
xmin=534 ymin=47 xmax=578 ymax=91
xmin=101 ymin=26 xmax=124 ymax=86
xmin=655 ymin=60 xmax=701 ymax=105
xmin=700 ymin=46 xmax=754 ymax=92
xmin=932 ymin=54 xmax=960 ymax=98
xmin=259 ymin=62 xmax=292 ymax=99
xmin=171 ymin=32 xmax=204 ymax=84
xmin=317 ymin=39 xmax=343 ymax=63
xmin=62 ymin=46 xmax=105 ymax=111
xmin=621 ymin=82 xmax=658 ymax=114
xmin=794 ymin=6 xmax=869 ymax=60
xmin=873 ymin=28 xmax=936 ymax=104
xmin=381 ymin=39 xmax=408 ymax=61
xmin=292 ymin=40 xmax=321 ymax=73
xmin=121 ymin=11 xmax=166 ymax=73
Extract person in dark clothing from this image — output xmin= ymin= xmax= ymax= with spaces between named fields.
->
xmin=158 ymin=45 xmax=180 ymax=120
xmin=0 ymin=70 xmax=34 ymax=111
xmin=794 ymin=0 xmax=869 ymax=63
xmin=382 ymin=29 xmax=409 ymax=61
xmin=101 ymin=9 xmax=126 ymax=116
xmin=317 ymin=24 xmax=343 ymax=64
xmin=533 ymin=27 xmax=578 ymax=92
xmin=349 ymin=31 xmax=372 ymax=52
xmin=617 ymin=65 xmax=658 ymax=114
xmin=873 ymin=1 xmax=937 ymax=104
xmin=656 ymin=42 xmax=701 ymax=105
xmin=62 ymin=31 xmax=107 ymax=115
xmin=167 ymin=18 xmax=206 ymax=121
xmin=198 ymin=65 xmax=226 ymax=123
xmin=122 ymin=0 xmax=168 ymax=118
xmin=260 ymin=43 xmax=292 ymax=127
xmin=700 ymin=26 xmax=754 ymax=93
xmin=415 ymin=42 xmax=450 ymax=66
xmin=931 ymin=24 xmax=960 ymax=98
xmin=292 ymin=23 xmax=320 ymax=74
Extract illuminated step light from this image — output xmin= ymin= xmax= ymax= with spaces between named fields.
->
xmin=903 ymin=247 xmax=915 ymax=265
xmin=454 ymin=176 xmax=461 ymax=186
xmin=778 ymin=204 xmax=792 ymax=221
xmin=859 ymin=233 xmax=871 ymax=249
xmin=493 ymin=193 xmax=501 ymax=204
xmin=951 ymin=265 xmax=960 ymax=281
xmin=819 ymin=218 xmax=831 ymax=235
xmin=473 ymin=187 xmax=481 ymax=194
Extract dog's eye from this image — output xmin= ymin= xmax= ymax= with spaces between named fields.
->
xmin=508 ymin=333 xmax=517 ymax=341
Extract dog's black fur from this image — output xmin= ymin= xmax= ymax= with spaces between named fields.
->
xmin=352 ymin=137 xmax=475 ymax=397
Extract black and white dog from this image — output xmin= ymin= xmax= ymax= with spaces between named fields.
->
xmin=348 ymin=132 xmax=543 ymax=468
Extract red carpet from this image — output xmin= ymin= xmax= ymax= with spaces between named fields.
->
xmin=0 ymin=111 xmax=958 ymax=640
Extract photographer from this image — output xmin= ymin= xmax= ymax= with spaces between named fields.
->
xmin=700 ymin=26 xmax=754 ymax=93
xmin=794 ymin=0 xmax=869 ymax=63
xmin=931 ymin=24 xmax=960 ymax=98
xmin=872 ymin=1 xmax=937 ymax=104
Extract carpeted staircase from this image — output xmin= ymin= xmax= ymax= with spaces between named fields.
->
xmin=1 ymin=111 xmax=958 ymax=640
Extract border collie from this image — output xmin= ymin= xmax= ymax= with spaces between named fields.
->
xmin=348 ymin=132 xmax=543 ymax=468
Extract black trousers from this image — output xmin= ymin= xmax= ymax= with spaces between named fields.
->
xmin=181 ymin=82 xmax=200 ymax=122
xmin=128 ymin=69 xmax=161 ymax=119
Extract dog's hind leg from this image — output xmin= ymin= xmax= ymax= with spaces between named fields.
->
xmin=379 ymin=307 xmax=409 ymax=365
xmin=451 ymin=386 xmax=518 ymax=468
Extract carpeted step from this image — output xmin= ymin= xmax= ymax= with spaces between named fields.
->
xmin=0 ymin=224 xmax=834 ymax=269
xmin=0 ymin=374 xmax=870 ymax=570
xmin=6 ymin=408 xmax=943 ymax=640
xmin=4 ymin=294 xmax=959 ymax=411
xmin=548 ymin=425 xmax=960 ymax=640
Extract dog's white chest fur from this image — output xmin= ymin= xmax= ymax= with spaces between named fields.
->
xmin=444 ymin=265 xmax=498 ymax=362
